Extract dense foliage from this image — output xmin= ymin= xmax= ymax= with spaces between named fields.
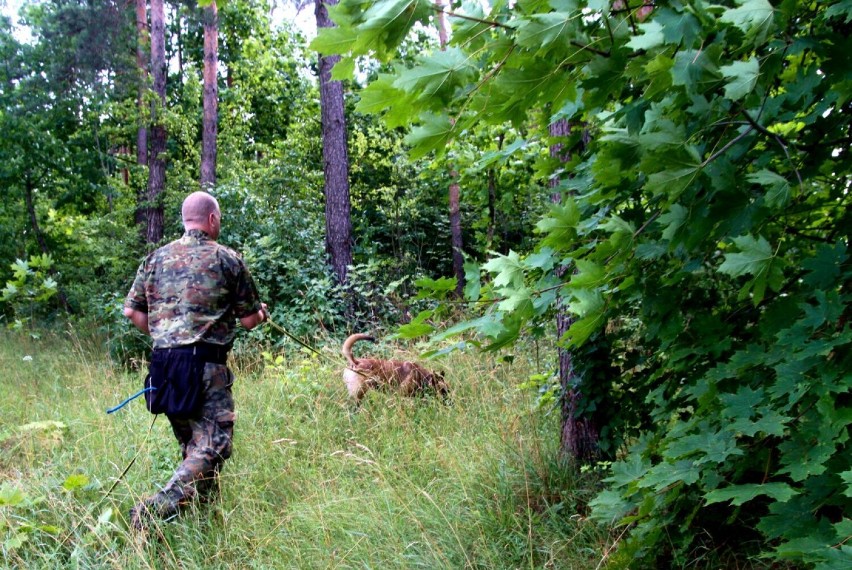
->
xmin=313 ymin=0 xmax=851 ymax=566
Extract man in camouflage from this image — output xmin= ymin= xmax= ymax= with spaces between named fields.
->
xmin=123 ymin=191 xmax=266 ymax=532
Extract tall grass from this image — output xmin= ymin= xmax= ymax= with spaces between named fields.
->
xmin=0 ymin=330 xmax=608 ymax=569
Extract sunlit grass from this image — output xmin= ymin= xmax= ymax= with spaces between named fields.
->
xmin=0 ymin=330 xmax=607 ymax=569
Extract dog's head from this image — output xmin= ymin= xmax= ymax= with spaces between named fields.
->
xmin=428 ymin=372 xmax=450 ymax=400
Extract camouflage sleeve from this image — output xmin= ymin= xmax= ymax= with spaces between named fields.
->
xmin=231 ymin=257 xmax=262 ymax=318
xmin=124 ymin=261 xmax=149 ymax=313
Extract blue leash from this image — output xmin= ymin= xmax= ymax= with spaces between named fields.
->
xmin=106 ymin=387 xmax=156 ymax=414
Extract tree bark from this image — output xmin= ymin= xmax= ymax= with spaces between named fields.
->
xmin=146 ymin=0 xmax=167 ymax=244
xmin=550 ymin=118 xmax=598 ymax=462
xmin=315 ymin=0 xmax=353 ymax=287
xmin=434 ymin=0 xmax=465 ymax=297
xmin=135 ymin=0 xmax=149 ymax=238
xmin=201 ymin=0 xmax=218 ymax=190
xmin=449 ymin=171 xmax=465 ymax=298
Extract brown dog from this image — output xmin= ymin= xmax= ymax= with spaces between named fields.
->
xmin=341 ymin=333 xmax=449 ymax=404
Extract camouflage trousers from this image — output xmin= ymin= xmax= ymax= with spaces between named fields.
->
xmin=132 ymin=362 xmax=235 ymax=527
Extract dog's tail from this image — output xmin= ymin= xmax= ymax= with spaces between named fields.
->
xmin=341 ymin=333 xmax=376 ymax=367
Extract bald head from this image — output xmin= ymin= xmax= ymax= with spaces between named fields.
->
xmin=182 ymin=191 xmax=221 ymax=238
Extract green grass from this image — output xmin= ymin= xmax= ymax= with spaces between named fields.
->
xmin=0 ymin=330 xmax=608 ymax=569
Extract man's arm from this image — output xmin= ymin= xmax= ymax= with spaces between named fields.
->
xmin=123 ymin=306 xmax=150 ymax=335
xmin=240 ymin=303 xmax=267 ymax=331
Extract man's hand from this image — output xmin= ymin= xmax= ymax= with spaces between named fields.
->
xmin=123 ymin=306 xmax=150 ymax=335
xmin=240 ymin=302 xmax=268 ymax=331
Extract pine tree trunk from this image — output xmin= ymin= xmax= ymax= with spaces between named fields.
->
xmin=147 ymin=0 xmax=167 ymax=244
xmin=201 ymin=1 xmax=218 ymax=190
xmin=550 ymin=118 xmax=598 ymax=463
xmin=315 ymin=0 xmax=353 ymax=288
xmin=135 ymin=0 xmax=148 ymax=238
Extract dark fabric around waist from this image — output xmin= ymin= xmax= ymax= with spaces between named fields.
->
xmin=153 ymin=342 xmax=229 ymax=365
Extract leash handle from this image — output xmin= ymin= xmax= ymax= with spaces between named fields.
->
xmin=106 ymin=386 xmax=156 ymax=414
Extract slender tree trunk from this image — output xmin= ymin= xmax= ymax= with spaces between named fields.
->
xmin=448 ymin=170 xmax=465 ymax=298
xmin=201 ymin=0 xmax=218 ymax=190
xmin=146 ymin=0 xmax=167 ymax=244
xmin=135 ymin=0 xmax=149 ymax=238
xmin=486 ymin=132 xmax=504 ymax=250
xmin=434 ymin=0 xmax=449 ymax=46
xmin=315 ymin=0 xmax=353 ymax=287
xmin=550 ymin=118 xmax=598 ymax=462
xmin=434 ymin=0 xmax=465 ymax=297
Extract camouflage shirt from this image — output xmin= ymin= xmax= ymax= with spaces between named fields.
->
xmin=125 ymin=229 xmax=262 ymax=349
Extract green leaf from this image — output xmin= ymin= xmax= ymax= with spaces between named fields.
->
xmin=394 ymin=48 xmax=477 ymax=102
xmin=357 ymin=76 xmax=412 ymax=126
xmin=720 ymin=57 xmax=760 ymax=100
xmin=748 ymin=169 xmax=791 ymax=208
xmin=330 ymin=56 xmax=356 ymax=81
xmin=825 ymin=1 xmax=852 ymax=23
xmin=404 ymin=113 xmax=454 ymax=159
xmin=720 ymin=0 xmax=775 ymax=38
xmin=483 ymin=250 xmax=525 ymax=290
xmin=498 ymin=287 xmax=534 ymax=314
xmin=655 ymin=7 xmax=702 ymax=46
xmin=671 ymin=50 xmax=722 ymax=94
xmin=626 ymin=21 xmax=665 ymax=51
xmin=396 ymin=309 xmax=435 ymax=339
xmin=524 ymin=248 xmax=557 ymax=272
xmin=11 ymin=258 xmax=30 ymax=281
xmin=516 ymin=12 xmax=577 ymax=51
xmin=357 ymin=0 xmax=434 ymax=59
xmin=646 ymin=167 xmax=700 ymax=199
xmin=705 ymin=483 xmax=797 ymax=506
xmin=664 ymin=429 xmax=743 ymax=465
xmin=568 ymin=288 xmax=604 ymax=318
xmin=644 ymin=54 xmax=675 ymax=99
xmin=802 ymin=242 xmax=847 ymax=289
xmin=62 ymin=473 xmax=90 ymax=492
xmin=638 ymin=460 xmax=701 ymax=490
xmin=720 ymin=386 xmax=764 ymax=419
xmin=433 ymin=314 xmax=505 ymax=342
xmin=719 ymin=235 xmax=774 ymax=278
xmin=658 ymin=204 xmax=689 ymax=241
xmin=0 ymin=484 xmax=27 ymax=507
xmin=536 ymin=200 xmax=580 ymax=250
xmin=463 ymin=261 xmax=481 ymax=301
xmin=568 ymin=259 xmax=606 ymax=289
xmin=309 ymin=27 xmax=357 ymax=58
xmin=840 ymin=469 xmax=852 ymax=498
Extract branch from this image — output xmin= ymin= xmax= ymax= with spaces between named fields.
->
xmin=742 ymin=109 xmax=805 ymax=193
xmin=437 ymin=8 xmax=513 ymax=30
xmin=701 ymin=125 xmax=755 ymax=168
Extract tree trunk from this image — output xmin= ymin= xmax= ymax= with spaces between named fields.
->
xmin=315 ymin=0 xmax=353 ymax=287
xmin=550 ymin=118 xmax=598 ymax=462
xmin=146 ymin=0 xmax=167 ymax=245
xmin=434 ymin=0 xmax=465 ymax=297
xmin=449 ymin=171 xmax=465 ymax=298
xmin=200 ymin=0 xmax=218 ymax=190
xmin=135 ymin=0 xmax=149 ymax=238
